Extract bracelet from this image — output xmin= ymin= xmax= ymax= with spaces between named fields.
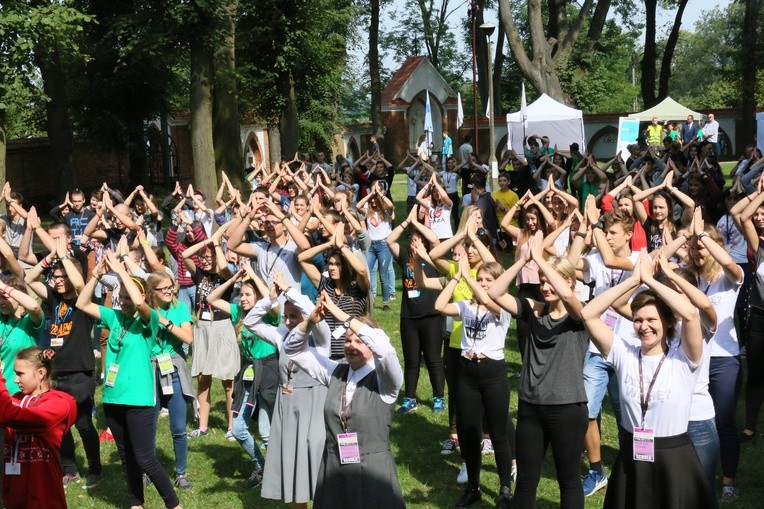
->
xmin=141 ymin=240 xmax=150 ymax=247
xmin=697 ymin=231 xmax=709 ymax=240
xmin=41 ymin=258 xmax=50 ymax=268
xmin=280 ymin=216 xmax=289 ymax=223
xmin=166 ymin=322 xmax=174 ymax=332
xmin=119 ymin=254 xmax=128 ymax=261
xmin=33 ymin=225 xmax=41 ymax=230
xmin=576 ymin=231 xmax=586 ymax=238
xmin=2 ymin=286 xmax=12 ymax=297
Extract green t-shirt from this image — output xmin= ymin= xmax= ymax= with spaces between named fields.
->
xmin=230 ymin=304 xmax=279 ymax=361
xmin=99 ymin=306 xmax=159 ymax=407
xmin=0 ymin=314 xmax=42 ymax=394
xmin=447 ymin=261 xmax=478 ymax=349
xmin=152 ymin=303 xmax=193 ymax=357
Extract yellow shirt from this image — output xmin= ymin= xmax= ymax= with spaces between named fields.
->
xmin=493 ymin=188 xmax=519 ymax=226
xmin=447 ymin=261 xmax=479 ymax=349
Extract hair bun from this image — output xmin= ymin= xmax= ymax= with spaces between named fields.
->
xmin=39 ymin=349 xmax=56 ymax=362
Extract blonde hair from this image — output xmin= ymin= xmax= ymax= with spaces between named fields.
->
xmin=692 ymin=226 xmax=723 ymax=283
xmin=546 ymin=256 xmax=576 ymax=289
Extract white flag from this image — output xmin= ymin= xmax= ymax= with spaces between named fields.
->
xmin=485 ymin=96 xmax=490 ymax=119
xmin=521 ymin=82 xmax=528 ymax=129
xmin=457 ymin=92 xmax=464 ymax=129
xmin=424 ymin=90 xmax=433 ymax=156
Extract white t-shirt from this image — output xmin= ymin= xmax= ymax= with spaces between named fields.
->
xmin=456 ymin=301 xmax=511 ymax=361
xmin=441 ymin=170 xmax=459 ymax=194
xmin=364 ymin=208 xmax=392 ymax=241
xmin=428 ymin=204 xmax=453 ymax=239
xmin=584 ymin=250 xmax=641 ymax=350
xmin=608 ymin=335 xmax=701 ymax=437
xmin=701 ymin=273 xmax=742 ymax=357
xmin=249 ymin=239 xmax=302 ymax=289
xmin=716 ymin=214 xmax=748 ymax=264
xmin=685 ymin=326 xmax=716 ymax=421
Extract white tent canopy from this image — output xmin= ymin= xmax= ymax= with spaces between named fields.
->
xmin=506 ymin=94 xmax=586 ymax=154
xmin=756 ymin=111 xmax=764 ymax=152
xmin=627 ymin=97 xmax=704 ymax=122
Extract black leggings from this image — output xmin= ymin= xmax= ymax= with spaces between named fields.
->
xmin=444 ymin=345 xmax=461 ymax=435
xmin=401 ymin=315 xmax=446 ymax=399
xmin=745 ymin=308 xmax=764 ymax=430
xmin=456 ymin=357 xmax=515 ymax=488
xmin=515 ymin=284 xmax=542 ymax=357
xmin=105 ymin=404 xmax=179 ymax=508
xmin=57 ymin=372 xmax=101 ymax=477
xmin=514 ymin=400 xmax=588 ymax=509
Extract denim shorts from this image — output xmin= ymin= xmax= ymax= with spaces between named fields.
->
xmin=583 ymin=351 xmax=618 ymax=419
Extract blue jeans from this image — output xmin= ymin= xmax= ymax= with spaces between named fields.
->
xmin=232 ymin=386 xmax=266 ymax=469
xmin=741 ymin=166 xmax=764 ymax=194
xmin=176 ymin=285 xmax=196 ymax=355
xmin=583 ymin=351 xmax=626 ymax=447
xmin=709 ymin=356 xmax=742 ymax=479
xmin=154 ymin=369 xmax=188 ymax=476
xmin=688 ymin=418 xmax=720 ymax=509
xmin=368 ymin=239 xmax=393 ymax=302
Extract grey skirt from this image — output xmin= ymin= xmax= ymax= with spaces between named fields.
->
xmin=261 ymin=381 xmax=328 ymax=503
xmin=190 ymin=319 xmax=240 ymax=380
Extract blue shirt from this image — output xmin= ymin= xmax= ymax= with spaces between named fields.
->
xmin=442 ymin=136 xmax=453 ymax=156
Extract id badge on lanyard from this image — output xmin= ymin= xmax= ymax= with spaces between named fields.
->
xmin=634 ymin=351 xmax=666 ymax=463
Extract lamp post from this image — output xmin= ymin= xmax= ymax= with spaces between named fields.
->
xmin=480 ymin=21 xmax=498 ymax=191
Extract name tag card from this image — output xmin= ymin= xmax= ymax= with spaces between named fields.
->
xmin=633 ymin=427 xmax=655 ymax=462
xmin=337 ymin=432 xmax=361 ymax=464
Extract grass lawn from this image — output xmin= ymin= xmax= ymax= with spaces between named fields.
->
xmin=66 ymin=177 xmax=764 ymax=508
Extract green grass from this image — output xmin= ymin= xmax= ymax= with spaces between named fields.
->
xmin=66 ymin=179 xmax=764 ymax=508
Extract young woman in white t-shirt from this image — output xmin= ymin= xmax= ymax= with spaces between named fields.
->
xmin=435 ymin=257 xmax=514 ymax=509
xmin=356 ymin=181 xmax=395 ymax=310
xmin=416 ymin=172 xmax=453 ymax=241
xmin=581 ymin=251 xmax=713 ymax=509
xmin=686 ymin=207 xmax=744 ymax=499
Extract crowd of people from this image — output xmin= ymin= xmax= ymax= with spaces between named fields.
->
xmin=0 ymin=120 xmax=762 ymax=509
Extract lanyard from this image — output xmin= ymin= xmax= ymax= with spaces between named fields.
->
xmin=266 ymin=244 xmax=285 ymax=275
xmin=638 ymin=350 xmax=667 ymax=428
xmin=609 ymin=268 xmax=626 ymax=289
xmin=340 ymin=378 xmax=352 ymax=432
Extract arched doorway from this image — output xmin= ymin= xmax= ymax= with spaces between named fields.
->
xmin=347 ymin=137 xmax=360 ymax=162
xmin=245 ymin=133 xmax=263 ymax=169
xmin=408 ymin=91 xmax=444 ymax=152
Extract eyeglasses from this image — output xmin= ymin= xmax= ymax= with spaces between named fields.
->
xmin=263 ymin=220 xmax=282 ymax=226
xmin=155 ymin=285 xmax=174 ymax=293
xmin=51 ymin=274 xmax=68 ymax=281
xmin=198 ymin=256 xmax=214 ymax=261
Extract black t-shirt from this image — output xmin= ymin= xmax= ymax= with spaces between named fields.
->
xmin=43 ymin=286 xmax=95 ymax=373
xmin=395 ymin=247 xmax=441 ymax=320
xmin=515 ymin=297 xmax=588 ymax=405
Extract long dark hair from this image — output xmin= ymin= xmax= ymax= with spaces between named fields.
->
xmin=326 ymin=248 xmax=356 ymax=289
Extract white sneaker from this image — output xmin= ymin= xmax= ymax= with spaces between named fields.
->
xmin=481 ymin=438 xmax=494 ymax=454
xmin=457 ymin=462 xmax=468 ymax=484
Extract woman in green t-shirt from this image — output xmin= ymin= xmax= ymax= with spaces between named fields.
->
xmin=146 ymin=271 xmax=195 ymax=490
xmin=208 ymin=264 xmax=275 ymax=488
xmin=0 ymin=275 xmax=44 ymax=394
xmin=76 ymin=253 xmax=180 ymax=509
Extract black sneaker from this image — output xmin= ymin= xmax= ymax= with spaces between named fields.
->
xmin=456 ymin=487 xmax=481 ymax=507
xmin=495 ymin=485 xmax=513 ymax=509
xmin=245 ymin=467 xmax=263 ymax=489
xmin=84 ymin=473 xmax=102 ymax=489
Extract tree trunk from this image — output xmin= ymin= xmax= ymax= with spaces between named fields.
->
xmin=492 ymin=22 xmax=506 ymax=116
xmin=190 ymin=36 xmax=218 ymax=204
xmin=34 ymin=42 xmax=75 ymax=198
xmin=212 ymin=0 xmax=244 ymax=190
xmin=369 ymin=0 xmax=384 ymax=142
xmin=657 ymin=0 xmax=689 ymax=101
xmin=279 ymin=73 xmax=299 ymax=160
xmin=740 ymin=0 xmax=762 ymax=150
xmin=267 ymin=124 xmax=281 ymax=168
xmin=640 ymin=0 xmax=658 ymax=107
xmin=0 ymin=114 xmax=6 ymax=192
xmin=587 ymin=0 xmax=611 ymax=44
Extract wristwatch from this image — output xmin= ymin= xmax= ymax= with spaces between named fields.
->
xmin=592 ymin=220 xmax=604 ymax=230
xmin=342 ymin=318 xmax=351 ymax=329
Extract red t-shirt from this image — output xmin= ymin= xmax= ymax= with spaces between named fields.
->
xmin=0 ymin=384 xmax=76 ymax=509
xmin=601 ymin=194 xmax=648 ymax=251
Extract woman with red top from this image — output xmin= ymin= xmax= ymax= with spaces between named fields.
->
xmin=0 ymin=347 xmax=76 ymax=509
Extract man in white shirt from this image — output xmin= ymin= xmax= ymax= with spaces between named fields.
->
xmin=701 ymin=113 xmax=720 ymax=156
